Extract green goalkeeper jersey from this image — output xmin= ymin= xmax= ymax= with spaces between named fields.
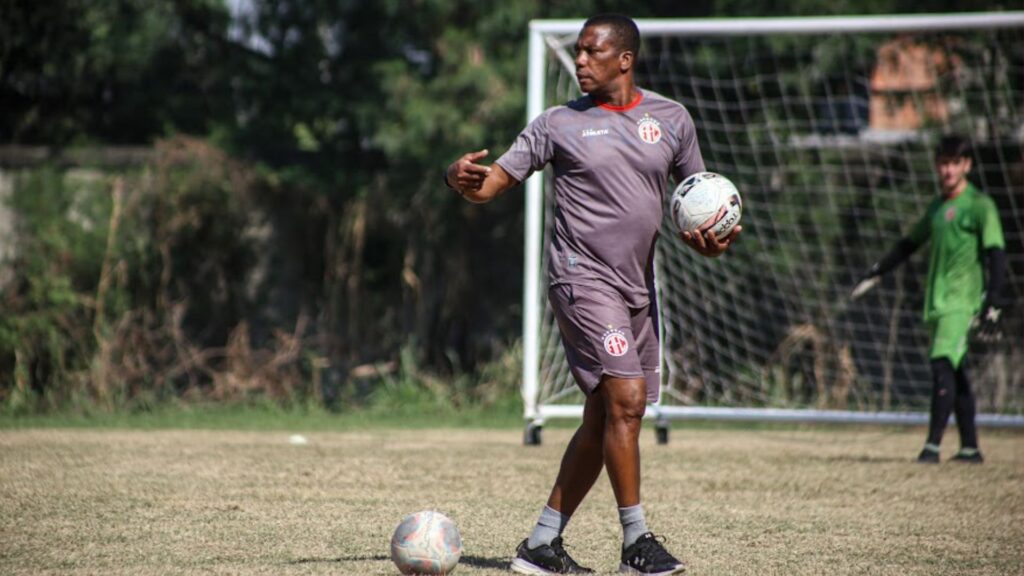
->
xmin=907 ymin=182 xmax=1005 ymax=322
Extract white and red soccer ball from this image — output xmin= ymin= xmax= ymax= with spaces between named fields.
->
xmin=390 ymin=510 xmax=462 ymax=575
xmin=670 ymin=171 xmax=742 ymax=240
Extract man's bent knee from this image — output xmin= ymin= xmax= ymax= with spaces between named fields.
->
xmin=600 ymin=376 xmax=647 ymax=422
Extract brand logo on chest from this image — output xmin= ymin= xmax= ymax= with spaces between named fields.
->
xmin=944 ymin=206 xmax=957 ymax=222
xmin=581 ymin=128 xmax=609 ymax=138
xmin=636 ymin=114 xmax=662 ymax=144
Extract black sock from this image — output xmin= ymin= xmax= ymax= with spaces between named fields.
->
xmin=954 ymin=363 xmax=979 ymax=450
xmin=926 ymin=358 xmax=956 ymax=447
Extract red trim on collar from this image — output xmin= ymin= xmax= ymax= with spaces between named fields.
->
xmin=595 ymin=90 xmax=644 ymax=112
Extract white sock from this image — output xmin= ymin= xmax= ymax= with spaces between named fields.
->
xmin=527 ymin=505 xmax=569 ymax=549
xmin=619 ymin=504 xmax=649 ymax=548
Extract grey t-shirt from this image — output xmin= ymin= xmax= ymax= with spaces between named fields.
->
xmin=496 ymin=90 xmax=705 ymax=308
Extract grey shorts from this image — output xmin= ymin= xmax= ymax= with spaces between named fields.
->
xmin=549 ymin=283 xmax=661 ymax=402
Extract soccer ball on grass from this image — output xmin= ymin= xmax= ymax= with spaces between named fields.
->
xmin=390 ymin=510 xmax=462 ymax=575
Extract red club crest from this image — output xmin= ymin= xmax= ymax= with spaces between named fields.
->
xmin=602 ymin=328 xmax=630 ymax=357
xmin=945 ymin=206 xmax=957 ymax=222
xmin=637 ymin=115 xmax=662 ymax=144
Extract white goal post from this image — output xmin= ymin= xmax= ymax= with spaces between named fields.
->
xmin=521 ymin=12 xmax=1024 ymax=442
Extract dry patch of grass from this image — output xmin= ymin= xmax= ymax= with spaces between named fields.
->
xmin=1 ymin=426 xmax=1021 ymax=575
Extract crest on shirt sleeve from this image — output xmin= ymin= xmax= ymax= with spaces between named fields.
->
xmin=636 ymin=114 xmax=662 ymax=144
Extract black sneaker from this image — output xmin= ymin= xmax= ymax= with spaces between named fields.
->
xmin=620 ymin=532 xmax=686 ymax=575
xmin=916 ymin=447 xmax=940 ymax=464
xmin=951 ymin=449 xmax=984 ymax=463
xmin=510 ymin=536 xmax=594 ymax=575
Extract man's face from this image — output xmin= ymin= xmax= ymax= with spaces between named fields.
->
xmin=935 ymin=155 xmax=972 ymax=193
xmin=574 ymin=25 xmax=628 ymax=95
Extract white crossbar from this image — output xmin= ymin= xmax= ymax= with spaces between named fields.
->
xmin=531 ymin=12 xmax=1024 ymax=36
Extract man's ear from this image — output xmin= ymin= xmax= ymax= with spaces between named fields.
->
xmin=619 ymin=50 xmax=634 ymax=74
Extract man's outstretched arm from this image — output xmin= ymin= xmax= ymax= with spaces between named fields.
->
xmin=851 ymin=237 xmax=921 ymax=299
xmin=864 ymin=238 xmax=919 ymax=279
xmin=445 ymin=149 xmax=519 ymax=204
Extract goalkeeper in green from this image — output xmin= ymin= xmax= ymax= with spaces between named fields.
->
xmin=855 ymin=135 xmax=1006 ymax=464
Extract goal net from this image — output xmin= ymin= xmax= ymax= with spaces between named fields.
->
xmin=521 ymin=13 xmax=1024 ymax=432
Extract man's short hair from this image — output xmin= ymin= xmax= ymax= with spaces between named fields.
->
xmin=935 ymin=134 xmax=972 ymax=160
xmin=583 ymin=14 xmax=640 ymax=58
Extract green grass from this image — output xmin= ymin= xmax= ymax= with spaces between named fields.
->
xmin=0 ymin=398 xmax=925 ymax=435
xmin=7 ymin=398 xmax=1022 ymax=438
xmin=0 ymin=394 xmax=526 ymax=431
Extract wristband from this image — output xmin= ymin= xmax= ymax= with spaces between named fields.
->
xmin=443 ymin=170 xmax=463 ymax=196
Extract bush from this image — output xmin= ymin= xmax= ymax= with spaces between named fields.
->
xmin=0 ymin=138 xmax=523 ymax=414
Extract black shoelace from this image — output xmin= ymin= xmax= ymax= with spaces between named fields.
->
xmin=550 ymin=538 xmax=582 ymax=568
xmin=632 ymin=535 xmax=678 ymax=566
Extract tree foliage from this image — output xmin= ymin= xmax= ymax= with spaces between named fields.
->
xmin=0 ymin=0 xmax=1014 ymax=409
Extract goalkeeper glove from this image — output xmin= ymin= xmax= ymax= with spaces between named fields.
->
xmin=972 ymin=300 xmax=1004 ymax=343
xmin=850 ymin=265 xmax=881 ymax=301
xmin=853 ymin=239 xmax=917 ymax=300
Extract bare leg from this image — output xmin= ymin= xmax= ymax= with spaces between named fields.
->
xmin=599 ymin=375 xmax=647 ymax=507
xmin=545 ymin=391 xmax=606 ymax=516
xmin=514 ymin=393 xmax=603 ymax=575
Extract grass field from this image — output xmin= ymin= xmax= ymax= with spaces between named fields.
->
xmin=1 ymin=423 xmax=1022 ymax=575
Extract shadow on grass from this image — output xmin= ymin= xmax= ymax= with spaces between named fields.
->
xmin=460 ymin=554 xmax=510 ymax=570
xmin=286 ymin=554 xmax=390 ymax=564
xmin=286 ymin=554 xmax=509 ymax=570
xmin=821 ymin=454 xmax=912 ymax=464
